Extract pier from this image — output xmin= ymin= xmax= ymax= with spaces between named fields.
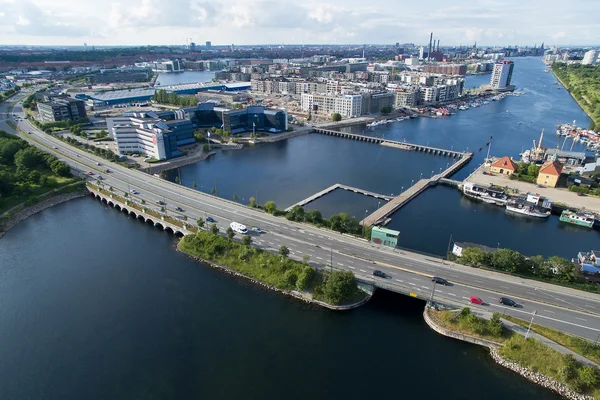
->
xmin=361 ymin=154 xmax=473 ymax=226
xmin=285 ymin=183 xmax=391 ymax=212
xmin=313 ymin=128 xmax=465 ymax=158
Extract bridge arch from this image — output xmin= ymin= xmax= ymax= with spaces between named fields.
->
xmin=174 ymin=231 xmax=184 ymax=237
xmin=155 ymin=222 xmax=165 ymax=230
xmin=164 ymin=226 xmax=175 ymax=234
xmin=145 ymin=218 xmax=154 ymax=225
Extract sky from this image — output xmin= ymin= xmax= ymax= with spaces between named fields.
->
xmin=0 ymin=0 xmax=599 ymax=47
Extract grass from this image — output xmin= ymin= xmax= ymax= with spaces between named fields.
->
xmin=500 ymin=335 xmax=600 ymax=399
xmin=0 ymin=174 xmax=79 ymax=215
xmin=429 ymin=308 xmax=512 ymax=344
xmin=503 ymin=315 xmax=600 ymax=365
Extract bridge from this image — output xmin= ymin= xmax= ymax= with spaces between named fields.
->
xmin=285 ymin=183 xmax=391 ymax=212
xmin=313 ymin=128 xmax=465 ymax=158
xmin=2 ymin=95 xmax=600 ymax=341
xmin=361 ymin=154 xmax=472 ymax=226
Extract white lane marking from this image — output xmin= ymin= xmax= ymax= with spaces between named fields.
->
xmin=544 ymin=310 xmax=555 ymax=314
xmin=396 ymin=279 xmax=403 ymax=283
xmin=422 ymin=286 xmax=429 ymax=289
xmin=360 ymin=269 xmax=367 ymax=273
xmin=337 ymin=263 xmax=344 ymax=266
xmin=309 ymin=233 xmax=314 ymax=236
xmin=448 ymin=293 xmax=456 ymax=296
xmin=268 ymin=242 xmax=274 ymax=245
xmin=526 ymin=292 xmax=536 ymax=295
xmin=576 ymin=317 xmax=587 ymax=322
xmin=409 ymin=283 xmax=415 ymax=286
xmin=347 ymin=260 xmax=354 ymax=264
xmin=316 ymin=257 xmax=323 ymax=260
xmin=500 ymin=285 xmax=509 ymax=289
xmin=349 ymin=266 xmax=355 ymax=270
xmin=462 ymin=297 xmax=469 ymax=300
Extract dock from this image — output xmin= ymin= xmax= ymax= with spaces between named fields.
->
xmin=361 ymin=154 xmax=473 ymax=226
xmin=313 ymin=128 xmax=464 ymax=158
xmin=285 ymin=183 xmax=391 ymax=212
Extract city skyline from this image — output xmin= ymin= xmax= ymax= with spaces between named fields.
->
xmin=0 ymin=0 xmax=599 ymax=47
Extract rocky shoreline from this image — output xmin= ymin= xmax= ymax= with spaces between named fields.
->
xmin=0 ymin=191 xmax=87 ymax=239
xmin=176 ymin=241 xmax=372 ymax=311
xmin=490 ymin=349 xmax=594 ymax=400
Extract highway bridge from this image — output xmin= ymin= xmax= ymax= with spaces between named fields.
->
xmin=2 ymin=95 xmax=600 ymax=341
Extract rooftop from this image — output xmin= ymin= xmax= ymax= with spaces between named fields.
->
xmin=490 ymin=156 xmax=518 ymax=171
xmin=539 ymin=160 xmax=563 ymax=176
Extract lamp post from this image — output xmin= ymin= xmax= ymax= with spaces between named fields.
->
xmin=401 ymin=186 xmax=404 ymax=194
xmin=362 ymin=209 xmax=368 ymax=237
xmin=330 ymin=247 xmax=333 ymax=273
xmin=411 ymin=179 xmax=414 ymax=186
xmin=525 ymin=310 xmax=537 ymax=339
xmin=431 ymin=170 xmax=434 ymax=178
xmin=377 ymin=201 xmax=381 ymax=210
xmin=420 ymin=172 xmax=423 ymax=180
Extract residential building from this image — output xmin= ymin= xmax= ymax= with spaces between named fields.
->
xmin=152 ymin=60 xmax=182 ymax=73
xmin=86 ymin=67 xmax=151 ymax=84
xmin=362 ymin=92 xmax=395 ymax=114
xmin=300 ymin=93 xmax=362 ymax=117
xmin=36 ymin=96 xmax=87 ymax=122
xmin=394 ymin=90 xmax=418 ymax=108
xmin=490 ymin=156 xmax=518 ymax=175
xmin=490 ymin=60 xmax=514 ymax=89
xmin=582 ymin=50 xmax=598 ymax=65
xmin=423 ymin=64 xmax=467 ymax=76
xmin=107 ymin=112 xmax=195 ymax=160
xmin=537 ymin=160 xmax=563 ymax=187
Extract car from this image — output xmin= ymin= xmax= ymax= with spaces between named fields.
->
xmin=97 ymin=176 xmax=104 ymax=180
xmin=577 ymin=192 xmax=585 ymax=197
xmin=130 ymin=189 xmax=139 ymax=194
xmin=86 ymin=171 xmax=94 ymax=175
xmin=205 ymin=216 xmax=215 ymax=222
xmin=105 ymin=169 xmax=111 ymax=173
xmin=373 ymin=270 xmax=387 ymax=278
xmin=251 ymin=226 xmax=263 ymax=234
xmin=156 ymin=200 xmax=165 ymax=205
xmin=96 ymin=162 xmax=101 ymax=166
xmin=53 ymin=146 xmax=59 ymax=149
xmin=499 ymin=297 xmax=517 ymax=307
xmin=469 ymin=296 xmax=484 ymax=305
xmin=76 ymin=154 xmax=80 ymax=158
xmin=175 ymin=206 xmax=183 ymax=212
xmin=431 ymin=276 xmax=449 ymax=285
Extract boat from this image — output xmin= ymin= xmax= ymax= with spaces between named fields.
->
xmin=462 ymin=182 xmax=509 ymax=205
xmin=505 ymin=199 xmax=550 ymax=218
xmin=559 ymin=210 xmax=595 ymax=228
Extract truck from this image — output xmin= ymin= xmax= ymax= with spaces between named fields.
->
xmin=230 ymin=222 xmax=248 ymax=234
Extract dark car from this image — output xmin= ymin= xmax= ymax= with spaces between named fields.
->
xmin=156 ymin=200 xmax=165 ymax=205
xmin=499 ymin=297 xmax=517 ymax=307
xmin=205 ymin=216 xmax=215 ymax=222
xmin=431 ymin=276 xmax=449 ymax=285
xmin=373 ymin=270 xmax=387 ymax=278
xmin=175 ymin=206 xmax=183 ymax=212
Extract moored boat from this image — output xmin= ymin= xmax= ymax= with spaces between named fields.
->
xmin=559 ymin=210 xmax=595 ymax=228
xmin=505 ymin=199 xmax=550 ymax=218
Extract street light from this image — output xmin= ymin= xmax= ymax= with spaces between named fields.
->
xmin=411 ymin=179 xmax=414 ymax=186
xmin=401 ymin=186 xmax=404 ymax=194
xmin=431 ymin=170 xmax=434 ymax=178
xmin=525 ymin=310 xmax=537 ymax=339
xmin=377 ymin=201 xmax=381 ymax=210
xmin=420 ymin=172 xmax=423 ymax=180
xmin=362 ymin=209 xmax=368 ymax=237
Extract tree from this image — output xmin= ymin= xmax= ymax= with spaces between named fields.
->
xmin=0 ymin=138 xmax=23 ymax=164
xmin=197 ymin=218 xmax=205 ymax=229
xmin=210 ymin=224 xmax=219 ymax=234
xmin=527 ymin=163 xmax=541 ymax=177
xmin=461 ymin=247 xmax=488 ymax=266
xmin=192 ymin=181 xmax=197 ymax=189
xmin=203 ymin=144 xmax=210 ymax=152
xmin=322 ymin=270 xmax=357 ymax=305
xmin=50 ymin=160 xmax=71 ymax=177
xmin=242 ymin=235 xmax=252 ymax=246
xmin=331 ymin=112 xmax=342 ymax=122
xmin=578 ymin=366 xmax=598 ymax=389
xmin=211 ymin=187 xmax=216 ymax=194
xmin=548 ymin=256 xmax=580 ymax=282
xmin=226 ymin=227 xmax=235 ymax=240
xmin=232 ymin=193 xmax=238 ymax=201
xmin=287 ymin=205 xmax=305 ymax=221
xmin=304 ymin=209 xmax=323 ymax=224
xmin=381 ymin=106 xmax=393 ymax=114
xmin=302 ymin=254 xmax=310 ymax=264
xmin=175 ymin=176 xmax=181 ymax=184
xmin=264 ymin=200 xmax=277 ymax=214
xmin=249 ymin=196 xmax=257 ymax=208
xmin=490 ymin=248 xmax=525 ymax=273
xmin=109 ymin=186 xmax=114 ymax=192
xmin=488 ymin=313 xmax=504 ymax=337
xmin=278 ymin=245 xmax=290 ymax=258
xmin=296 ymin=266 xmax=316 ymax=291
xmin=14 ymin=147 xmax=42 ymax=171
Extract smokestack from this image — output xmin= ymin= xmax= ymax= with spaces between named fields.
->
xmin=428 ymin=32 xmax=433 ymax=62
xmin=437 ymin=40 xmax=440 ymax=52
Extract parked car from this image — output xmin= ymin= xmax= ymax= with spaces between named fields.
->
xmin=469 ymin=296 xmax=484 ymax=305
xmin=499 ymin=297 xmax=517 ymax=307
xmin=251 ymin=226 xmax=263 ymax=234
xmin=205 ymin=216 xmax=215 ymax=222
xmin=373 ymin=270 xmax=387 ymax=278
xmin=431 ymin=276 xmax=450 ymax=285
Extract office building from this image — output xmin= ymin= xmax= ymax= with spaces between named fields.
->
xmin=86 ymin=67 xmax=151 ymax=84
xmin=490 ymin=60 xmax=514 ymax=89
xmin=362 ymin=92 xmax=395 ymax=114
xmin=582 ymin=50 xmax=598 ymax=65
xmin=205 ymin=41 xmax=212 ymax=49
xmin=300 ymin=93 xmax=362 ymax=117
xmin=423 ymin=64 xmax=467 ymax=76
xmin=152 ymin=60 xmax=182 ymax=73
xmin=188 ymin=103 xmax=288 ymax=134
xmin=37 ymin=96 xmax=87 ymax=122
xmin=107 ymin=112 xmax=195 ymax=160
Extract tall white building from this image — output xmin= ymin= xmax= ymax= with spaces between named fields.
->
xmin=107 ymin=116 xmax=168 ymax=160
xmin=301 ymin=93 xmax=362 ymax=117
xmin=582 ymin=50 xmax=598 ymax=65
xmin=490 ymin=60 xmax=514 ymax=89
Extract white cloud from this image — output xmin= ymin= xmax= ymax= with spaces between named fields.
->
xmin=0 ymin=0 xmax=598 ymax=46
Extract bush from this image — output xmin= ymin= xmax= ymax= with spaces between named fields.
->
xmin=321 ymin=270 xmax=358 ymax=305
xmin=296 ymin=266 xmax=316 ymax=291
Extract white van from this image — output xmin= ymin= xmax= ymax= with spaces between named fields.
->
xmin=230 ymin=222 xmax=248 ymax=234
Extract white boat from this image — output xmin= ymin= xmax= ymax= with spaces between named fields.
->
xmin=506 ymin=204 xmax=550 ymax=218
xmin=462 ymin=182 xmax=509 ymax=206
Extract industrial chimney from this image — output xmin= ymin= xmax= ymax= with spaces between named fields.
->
xmin=428 ymin=33 xmax=433 ymax=62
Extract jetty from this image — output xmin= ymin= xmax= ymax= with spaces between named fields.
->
xmin=313 ymin=128 xmax=464 ymax=158
xmin=361 ymin=154 xmax=472 ymax=226
xmin=285 ymin=183 xmax=391 ymax=212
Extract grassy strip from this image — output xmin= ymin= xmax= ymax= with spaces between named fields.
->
xmin=500 ymin=335 xmax=600 ymax=399
xmin=179 ymin=230 xmax=365 ymax=305
xmin=503 ymin=315 xmax=600 ymax=365
xmin=430 ymin=308 xmax=511 ymax=343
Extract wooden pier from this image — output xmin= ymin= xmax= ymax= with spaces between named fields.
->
xmin=313 ymin=128 xmax=465 ymax=158
xmin=285 ymin=183 xmax=391 ymax=212
xmin=361 ymin=154 xmax=473 ymax=226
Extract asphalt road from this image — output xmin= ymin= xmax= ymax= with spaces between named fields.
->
xmin=2 ymin=96 xmax=600 ymax=341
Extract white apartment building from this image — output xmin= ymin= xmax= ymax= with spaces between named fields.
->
xmin=582 ymin=50 xmax=598 ymax=65
xmin=394 ymin=90 xmax=418 ymax=108
xmin=107 ymin=116 xmax=168 ymax=160
xmin=490 ymin=60 xmax=514 ymax=89
xmin=301 ymin=93 xmax=362 ymax=117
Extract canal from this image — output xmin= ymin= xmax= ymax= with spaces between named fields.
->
xmin=0 ymin=198 xmax=562 ymax=399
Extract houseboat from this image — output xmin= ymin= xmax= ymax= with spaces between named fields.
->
xmin=462 ymin=182 xmax=509 ymax=206
xmin=505 ymin=198 xmax=550 ymax=218
xmin=559 ymin=210 xmax=595 ymax=228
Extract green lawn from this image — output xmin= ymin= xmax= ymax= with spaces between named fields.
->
xmin=429 ymin=308 xmax=511 ymax=343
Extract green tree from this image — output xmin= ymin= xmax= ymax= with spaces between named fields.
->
xmin=233 ymin=193 xmax=238 ymax=201
xmin=331 ymin=112 xmax=342 ymax=122
xmin=203 ymin=144 xmax=210 ymax=152
xmin=381 ymin=106 xmax=393 ymax=114
xmin=242 ymin=235 xmax=252 ymax=246
xmin=14 ymin=147 xmax=42 ymax=171
xmin=175 ymin=176 xmax=181 ymax=184
xmin=302 ymin=254 xmax=310 ymax=264
xmin=197 ymin=218 xmax=205 ymax=229
xmin=249 ymin=196 xmax=257 ymax=208
xmin=490 ymin=248 xmax=525 ymax=273
xmin=287 ymin=205 xmax=305 ymax=221
xmin=226 ymin=227 xmax=235 ymax=240
xmin=211 ymin=187 xmax=217 ymax=194
xmin=282 ymin=269 xmax=298 ymax=288
xmin=210 ymin=224 xmax=219 ymax=234
xmin=322 ymin=270 xmax=357 ymax=305
xmin=296 ymin=266 xmax=316 ymax=291
xmin=304 ymin=209 xmax=323 ymax=224
xmin=461 ymin=247 xmax=488 ymax=266
xmin=488 ymin=313 xmax=504 ymax=337
xmin=527 ymin=163 xmax=541 ymax=177
xmin=0 ymin=138 xmax=23 ymax=164
xmin=264 ymin=200 xmax=277 ymax=214
xmin=578 ymin=366 xmax=598 ymax=389
xmin=278 ymin=245 xmax=290 ymax=258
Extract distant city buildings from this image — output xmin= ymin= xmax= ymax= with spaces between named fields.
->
xmin=423 ymin=64 xmax=467 ymax=76
xmin=490 ymin=60 xmax=514 ymax=89
xmin=86 ymin=67 xmax=151 ymax=85
xmin=37 ymin=96 xmax=87 ymax=122
xmin=582 ymin=50 xmax=598 ymax=65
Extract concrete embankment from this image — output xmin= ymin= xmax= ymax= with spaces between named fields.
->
xmin=0 ymin=190 xmax=87 ymax=239
xmin=176 ymin=240 xmax=372 ymax=311
xmin=147 ymin=151 xmax=216 ymax=174
xmin=423 ymin=308 xmax=594 ymax=400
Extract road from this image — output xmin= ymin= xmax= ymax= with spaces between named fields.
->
xmin=2 ymin=96 xmax=600 ymax=341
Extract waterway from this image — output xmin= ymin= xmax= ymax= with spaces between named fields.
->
xmin=173 ymin=57 xmax=598 ymax=259
xmin=156 ymin=70 xmax=215 ymax=86
xmin=0 ymin=198 xmax=561 ymax=400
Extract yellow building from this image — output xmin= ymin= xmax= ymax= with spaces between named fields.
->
xmin=537 ymin=160 xmax=563 ymax=188
xmin=490 ymin=156 xmax=518 ymax=175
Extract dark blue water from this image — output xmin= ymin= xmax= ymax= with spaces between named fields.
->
xmin=156 ymin=70 xmax=215 ymax=86
xmin=176 ymin=57 xmax=597 ymax=259
xmin=0 ymin=197 xmax=561 ymax=399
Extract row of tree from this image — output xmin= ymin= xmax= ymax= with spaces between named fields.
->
xmin=61 ymin=136 xmax=121 ymax=162
xmin=0 ymin=86 xmax=21 ymax=102
xmin=153 ymin=89 xmax=198 ymax=107
xmin=551 ymin=63 xmax=600 ymax=130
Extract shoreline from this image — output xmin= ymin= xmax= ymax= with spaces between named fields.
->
xmin=176 ymin=240 xmax=372 ymax=311
xmin=550 ymin=67 xmax=596 ymax=127
xmin=423 ymin=308 xmax=594 ymax=400
xmin=0 ymin=190 xmax=87 ymax=239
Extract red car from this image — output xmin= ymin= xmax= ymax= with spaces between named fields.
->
xmin=87 ymin=171 xmax=94 ymax=175
xmin=469 ymin=296 xmax=483 ymax=305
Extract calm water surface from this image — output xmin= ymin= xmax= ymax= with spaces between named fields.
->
xmin=0 ymin=198 xmax=562 ymax=399
xmin=156 ymin=70 xmax=215 ymax=86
